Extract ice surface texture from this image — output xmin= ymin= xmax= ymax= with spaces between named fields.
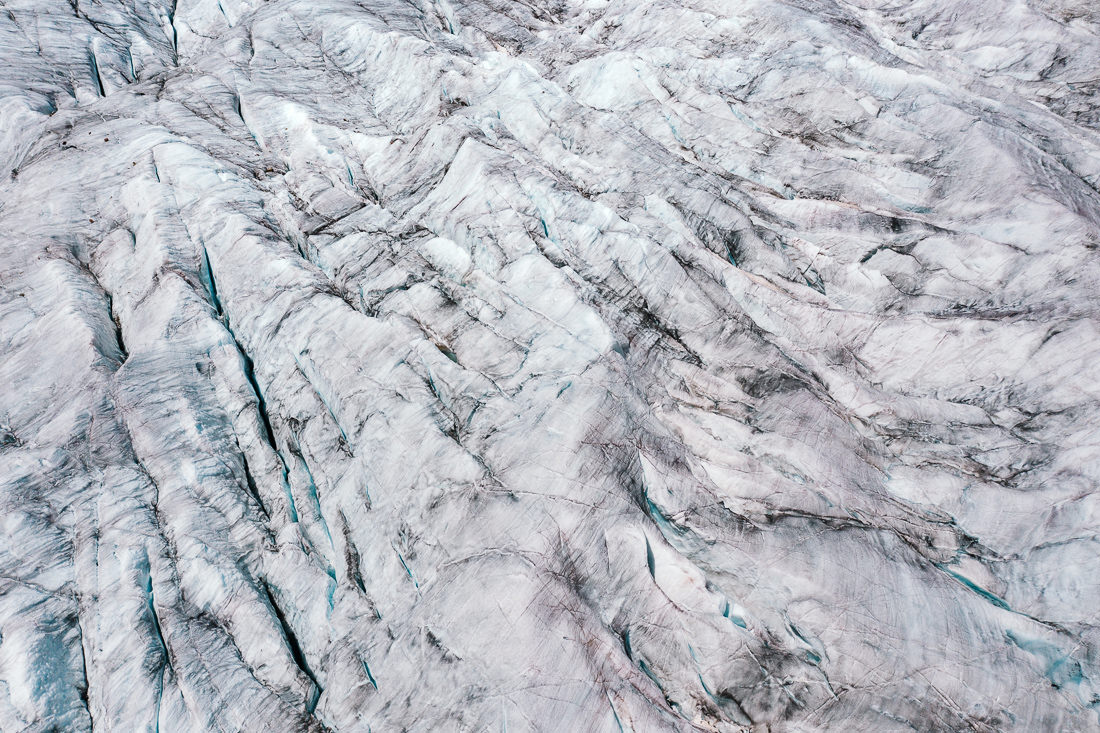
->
xmin=1 ymin=0 xmax=1099 ymax=730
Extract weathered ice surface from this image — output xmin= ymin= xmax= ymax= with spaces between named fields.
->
xmin=1 ymin=0 xmax=1099 ymax=730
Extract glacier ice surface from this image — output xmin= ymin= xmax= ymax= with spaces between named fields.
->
xmin=2 ymin=0 xmax=1100 ymax=730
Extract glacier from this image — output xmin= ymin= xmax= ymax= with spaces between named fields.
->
xmin=1 ymin=0 xmax=1099 ymax=730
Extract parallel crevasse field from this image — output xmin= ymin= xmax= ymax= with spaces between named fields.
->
xmin=2 ymin=0 xmax=1100 ymax=730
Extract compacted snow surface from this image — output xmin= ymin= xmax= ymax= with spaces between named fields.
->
xmin=2 ymin=0 xmax=1100 ymax=730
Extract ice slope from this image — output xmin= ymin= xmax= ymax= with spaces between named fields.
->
xmin=1 ymin=0 xmax=1099 ymax=730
